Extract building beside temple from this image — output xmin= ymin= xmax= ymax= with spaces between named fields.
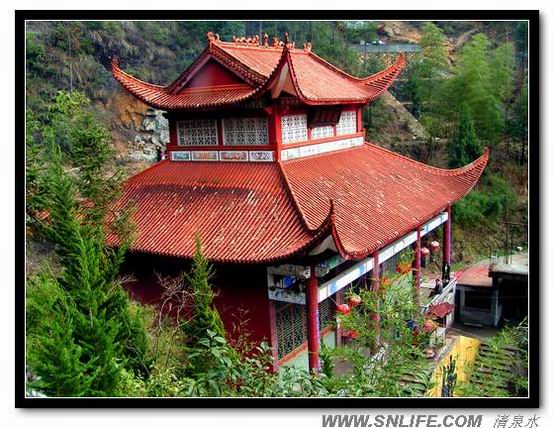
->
xmin=111 ymin=32 xmax=489 ymax=372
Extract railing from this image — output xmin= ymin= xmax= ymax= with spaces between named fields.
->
xmin=353 ymin=43 xmax=421 ymax=54
xmin=421 ymin=277 xmax=457 ymax=315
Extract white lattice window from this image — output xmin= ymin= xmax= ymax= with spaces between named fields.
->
xmin=281 ymin=114 xmax=308 ymax=144
xmin=336 ymin=111 xmax=357 ymax=136
xmin=311 ymin=125 xmax=334 ymax=140
xmin=223 ymin=117 xmax=268 ymax=146
xmin=177 ymin=119 xmax=218 ymax=146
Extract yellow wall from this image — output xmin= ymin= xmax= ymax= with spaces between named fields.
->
xmin=427 ymin=335 xmax=481 ymax=397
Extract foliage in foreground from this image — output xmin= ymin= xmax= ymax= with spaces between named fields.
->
xmin=26 ymin=91 xmax=148 ymax=396
xmin=139 ymin=255 xmax=435 ymax=398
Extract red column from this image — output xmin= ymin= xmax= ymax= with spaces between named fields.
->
xmin=413 ymin=228 xmax=421 ymax=305
xmin=443 ymin=206 xmax=452 ymax=265
xmin=268 ymin=301 xmax=280 ymax=373
xmin=442 ymin=206 xmax=452 ymax=285
xmin=306 ymin=265 xmax=320 ymax=373
xmin=371 ymin=251 xmax=380 ymax=291
xmin=371 ymin=251 xmax=380 ymax=352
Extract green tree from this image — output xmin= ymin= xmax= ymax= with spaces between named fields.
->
xmin=182 ymin=237 xmax=226 ymax=375
xmin=489 ymin=43 xmax=515 ymax=104
xmin=509 ymin=76 xmax=528 ymax=164
xmin=448 ymin=105 xmax=483 ymax=168
xmin=26 ymin=92 xmax=148 ymax=397
xmin=184 ymin=237 xmax=225 ymax=340
xmin=442 ymin=34 xmax=504 ymax=145
xmin=513 ymin=21 xmax=528 ymax=78
xmin=411 ymin=22 xmax=450 ymax=116
xmin=489 ymin=43 xmax=516 ymax=138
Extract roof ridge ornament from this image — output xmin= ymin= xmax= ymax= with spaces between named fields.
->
xmin=303 ymin=42 xmax=312 ymax=52
xmin=283 ymin=32 xmax=295 ymax=49
xmin=206 ymin=31 xmax=221 ymax=44
xmin=231 ymin=34 xmax=261 ymax=46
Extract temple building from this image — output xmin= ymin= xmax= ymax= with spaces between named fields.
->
xmin=111 ymin=32 xmax=489 ymax=372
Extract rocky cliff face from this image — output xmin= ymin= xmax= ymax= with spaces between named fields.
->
xmin=104 ymin=92 xmax=169 ymax=165
xmin=130 ymin=109 xmax=169 ymax=162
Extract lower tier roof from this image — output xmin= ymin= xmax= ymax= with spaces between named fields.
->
xmin=111 ymin=143 xmax=488 ymax=263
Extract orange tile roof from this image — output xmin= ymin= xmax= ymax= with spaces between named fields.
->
xmin=457 ymin=261 xmax=493 ymax=288
xmin=111 ymin=37 xmax=405 ymax=110
xmin=113 ymin=144 xmax=488 ymax=263
xmin=109 ymin=160 xmax=324 ymax=263
xmin=281 ymin=144 xmax=489 ymax=259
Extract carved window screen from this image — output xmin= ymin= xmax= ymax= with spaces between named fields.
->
xmin=223 ymin=117 xmax=269 ymax=146
xmin=274 ymin=298 xmax=335 ymax=360
xmin=281 ymin=114 xmax=308 ymax=144
xmin=177 ymin=119 xmax=218 ymax=146
xmin=275 ymin=302 xmax=306 ymax=360
xmin=311 ymin=125 xmax=335 ymax=139
xmin=336 ymin=110 xmax=357 ymax=136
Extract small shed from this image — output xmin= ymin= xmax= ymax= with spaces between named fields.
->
xmin=456 ymin=253 xmax=528 ymax=328
xmin=456 ymin=262 xmax=500 ymax=327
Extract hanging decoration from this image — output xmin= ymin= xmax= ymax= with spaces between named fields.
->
xmin=429 ymin=240 xmax=440 ymax=252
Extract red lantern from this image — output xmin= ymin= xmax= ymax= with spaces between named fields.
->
xmin=421 ymin=247 xmax=430 ymax=257
xmin=337 ymin=303 xmax=351 ymax=315
xmin=347 ymin=295 xmax=362 ymax=308
xmin=429 ymin=241 xmax=440 ymax=252
xmin=342 ymin=330 xmax=358 ymax=340
xmin=422 ymin=319 xmax=437 ymax=333
xmin=373 ymin=313 xmax=380 ymax=322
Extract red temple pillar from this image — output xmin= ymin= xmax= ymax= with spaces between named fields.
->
xmin=443 ymin=205 xmax=452 ymax=265
xmin=442 ymin=206 xmax=452 ymax=285
xmin=306 ymin=265 xmax=320 ymax=373
xmin=371 ymin=251 xmax=380 ymax=291
xmin=371 ymin=251 xmax=380 ymax=352
xmin=335 ymin=290 xmax=343 ymax=347
xmin=413 ymin=228 xmax=422 ymax=305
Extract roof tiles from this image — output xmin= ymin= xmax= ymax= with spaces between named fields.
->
xmin=111 ymin=39 xmax=405 ymax=110
xmin=113 ymin=144 xmax=488 ymax=263
xmin=109 ymin=160 xmax=319 ymax=263
xmin=281 ymin=144 xmax=489 ymax=259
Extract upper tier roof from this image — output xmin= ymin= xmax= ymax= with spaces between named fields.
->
xmin=110 ymin=143 xmax=488 ymax=263
xmin=111 ymin=33 xmax=405 ymax=110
